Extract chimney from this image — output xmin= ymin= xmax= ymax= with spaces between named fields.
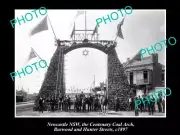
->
xmin=151 ymin=53 xmax=158 ymax=63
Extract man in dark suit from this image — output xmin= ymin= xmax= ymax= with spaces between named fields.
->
xmin=51 ymin=97 xmax=56 ymax=112
xmin=87 ymin=95 xmax=91 ymax=112
xmin=64 ymin=95 xmax=68 ymax=112
xmin=58 ymin=95 xmax=63 ymax=111
xmin=94 ymin=95 xmax=99 ymax=112
xmin=157 ymin=93 xmax=162 ymax=112
xmin=67 ymin=95 xmax=71 ymax=112
xmin=39 ymin=96 xmax=44 ymax=113
xmin=138 ymin=96 xmax=144 ymax=113
xmin=149 ymin=96 xmax=155 ymax=115
xmin=80 ymin=91 xmax=85 ymax=99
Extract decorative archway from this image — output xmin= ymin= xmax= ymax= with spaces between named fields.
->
xmin=35 ymin=40 xmax=130 ymax=110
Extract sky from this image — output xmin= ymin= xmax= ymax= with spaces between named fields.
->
xmin=15 ymin=9 xmax=165 ymax=94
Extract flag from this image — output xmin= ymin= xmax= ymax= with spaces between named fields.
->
xmin=75 ymin=11 xmax=85 ymax=18
xmin=116 ymin=17 xmax=125 ymax=39
xmin=27 ymin=47 xmax=37 ymax=61
xmin=29 ymin=16 xmax=48 ymax=36
xmin=92 ymin=25 xmax=98 ymax=36
xmin=70 ymin=24 xmax=75 ymax=38
xmin=69 ymin=11 xmax=85 ymax=28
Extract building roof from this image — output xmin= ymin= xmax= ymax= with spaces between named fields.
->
xmin=126 ymin=56 xmax=153 ymax=68
xmin=124 ymin=53 xmax=165 ymax=71
xmin=125 ymin=66 xmax=153 ymax=71
xmin=124 ymin=52 xmax=141 ymax=67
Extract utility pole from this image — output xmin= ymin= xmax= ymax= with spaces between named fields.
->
xmin=85 ymin=11 xmax=87 ymax=39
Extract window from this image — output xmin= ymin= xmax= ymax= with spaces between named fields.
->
xmin=130 ymin=72 xmax=133 ymax=84
xmin=143 ymin=71 xmax=148 ymax=80
xmin=143 ymin=71 xmax=148 ymax=83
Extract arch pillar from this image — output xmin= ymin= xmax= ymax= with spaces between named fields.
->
xmin=34 ymin=46 xmax=65 ymax=109
xmin=107 ymin=48 xmax=130 ymax=110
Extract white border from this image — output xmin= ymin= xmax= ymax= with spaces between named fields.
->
xmin=15 ymin=9 xmax=166 ymax=118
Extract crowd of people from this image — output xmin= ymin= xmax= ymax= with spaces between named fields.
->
xmin=128 ymin=94 xmax=165 ymax=116
xmin=38 ymin=92 xmax=108 ymax=114
xmin=37 ymin=92 xmax=165 ymax=116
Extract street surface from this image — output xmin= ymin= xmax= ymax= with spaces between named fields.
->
xmin=16 ymin=102 xmax=165 ymax=117
xmin=16 ymin=110 xmax=165 ymax=117
xmin=16 ymin=101 xmax=34 ymax=105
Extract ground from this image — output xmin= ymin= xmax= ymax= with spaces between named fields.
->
xmin=16 ymin=110 xmax=165 ymax=117
xmin=16 ymin=102 xmax=165 ymax=117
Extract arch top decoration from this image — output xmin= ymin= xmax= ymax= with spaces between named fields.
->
xmin=56 ymin=39 xmax=117 ymax=54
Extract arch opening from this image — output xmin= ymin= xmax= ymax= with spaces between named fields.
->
xmin=65 ymin=48 xmax=107 ymax=95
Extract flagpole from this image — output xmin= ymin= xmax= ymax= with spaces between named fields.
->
xmin=94 ymin=75 xmax=95 ymax=88
xmin=32 ymin=47 xmax=49 ymax=68
xmin=61 ymin=48 xmax=64 ymax=96
xmin=114 ymin=36 xmax=117 ymax=41
xmin=85 ymin=11 xmax=87 ymax=39
xmin=56 ymin=46 xmax=61 ymax=99
xmin=113 ymin=36 xmax=118 ymax=45
xmin=97 ymin=27 xmax=99 ymax=44
xmin=47 ymin=15 xmax=58 ymax=42
xmin=74 ymin=22 xmax=75 ymax=41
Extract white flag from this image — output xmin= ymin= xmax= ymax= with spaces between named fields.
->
xmin=27 ymin=47 xmax=37 ymax=62
xmin=75 ymin=11 xmax=85 ymax=18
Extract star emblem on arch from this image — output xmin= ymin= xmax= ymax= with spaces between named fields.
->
xmin=82 ymin=49 xmax=89 ymax=57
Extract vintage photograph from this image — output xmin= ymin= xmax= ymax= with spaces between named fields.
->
xmin=15 ymin=9 xmax=166 ymax=117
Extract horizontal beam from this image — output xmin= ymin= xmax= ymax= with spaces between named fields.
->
xmin=72 ymin=40 xmax=115 ymax=42
xmin=75 ymin=30 xmax=94 ymax=31
xmin=73 ymin=40 xmax=99 ymax=42
xmin=58 ymin=40 xmax=114 ymax=42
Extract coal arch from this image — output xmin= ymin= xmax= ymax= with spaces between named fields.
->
xmin=35 ymin=41 xmax=130 ymax=110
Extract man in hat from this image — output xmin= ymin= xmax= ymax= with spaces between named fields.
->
xmin=58 ymin=94 xmax=63 ymax=111
xmin=39 ymin=96 xmax=44 ymax=113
